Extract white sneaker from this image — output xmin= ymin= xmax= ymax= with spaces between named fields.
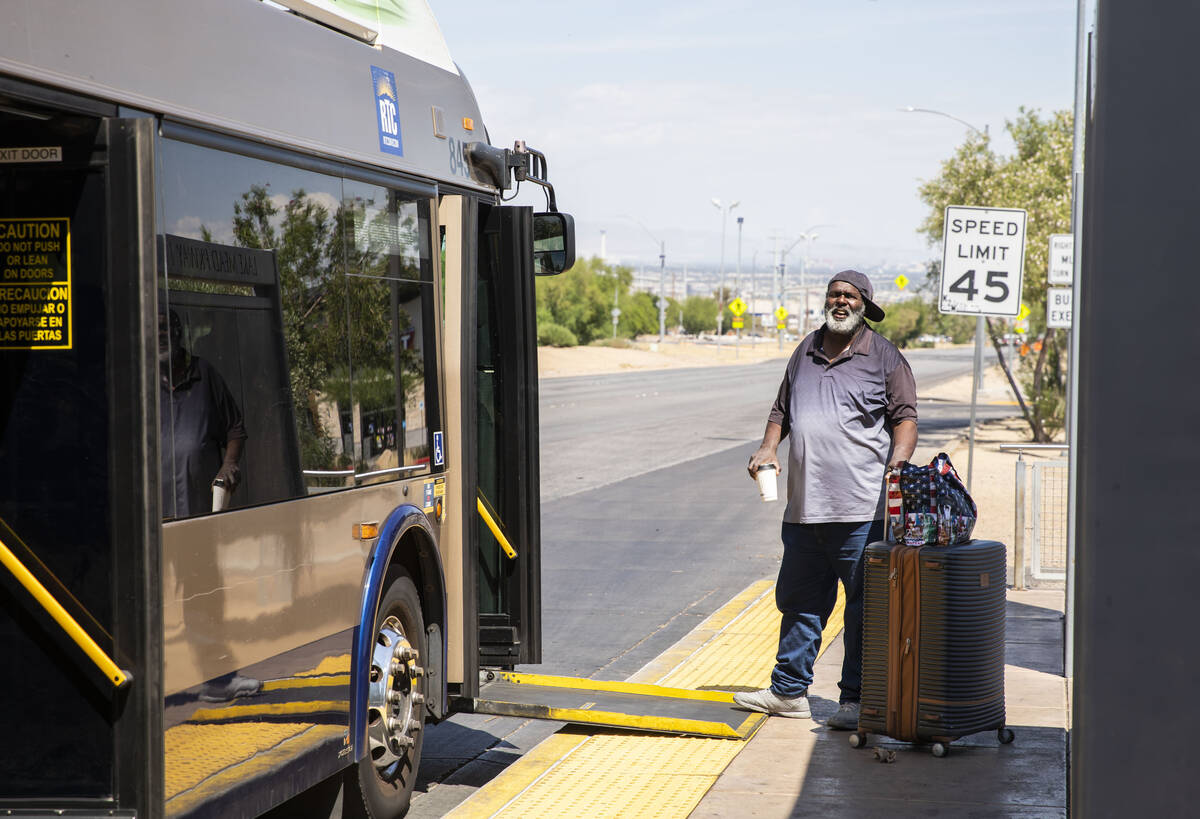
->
xmin=732 ymin=687 xmax=811 ymax=718
xmin=826 ymin=701 xmax=860 ymax=730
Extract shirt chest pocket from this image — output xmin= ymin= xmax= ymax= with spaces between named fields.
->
xmin=838 ymin=380 xmax=887 ymax=427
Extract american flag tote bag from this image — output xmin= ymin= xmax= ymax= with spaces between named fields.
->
xmin=887 ymin=453 xmax=977 ymax=546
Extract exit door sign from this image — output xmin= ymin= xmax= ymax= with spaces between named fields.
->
xmin=939 ymin=206 xmax=1027 ymax=317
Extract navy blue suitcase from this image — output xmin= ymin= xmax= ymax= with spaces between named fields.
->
xmin=851 ymin=538 xmax=1015 ymax=756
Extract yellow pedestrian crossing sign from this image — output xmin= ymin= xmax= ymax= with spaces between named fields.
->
xmin=729 ymin=297 xmax=747 ymax=317
xmin=774 ymin=306 xmax=788 ymax=321
xmin=895 ymin=274 xmax=909 ymax=290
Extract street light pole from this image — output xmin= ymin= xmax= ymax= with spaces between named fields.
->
xmin=900 ymin=105 xmax=992 ymax=487
xmin=776 ymin=224 xmax=830 ymax=342
xmin=800 ymin=231 xmax=819 ymax=335
xmin=657 ymin=239 xmax=666 ymax=343
xmin=900 ymin=105 xmax=988 ymax=390
xmin=712 ymin=198 xmax=739 ymax=349
xmin=735 ymin=216 xmax=744 ymax=356
xmin=750 ymin=249 xmax=758 ymax=347
xmin=623 ymin=216 xmax=668 ymax=344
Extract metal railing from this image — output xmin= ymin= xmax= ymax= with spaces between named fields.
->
xmin=999 ymin=444 xmax=1069 ymax=589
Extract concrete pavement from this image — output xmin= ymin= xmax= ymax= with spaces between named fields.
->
xmin=442 ymin=363 xmax=1071 ymax=817
xmin=693 ymin=366 xmax=1070 ymax=817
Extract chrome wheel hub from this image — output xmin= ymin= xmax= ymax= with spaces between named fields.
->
xmin=366 ymin=616 xmax=423 ymax=770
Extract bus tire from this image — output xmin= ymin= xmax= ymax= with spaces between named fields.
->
xmin=347 ymin=569 xmax=426 ymax=818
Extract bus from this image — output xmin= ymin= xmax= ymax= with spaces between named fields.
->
xmin=0 ymin=1 xmax=576 ymax=816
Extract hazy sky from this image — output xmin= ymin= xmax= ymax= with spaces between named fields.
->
xmin=435 ymin=1 xmax=1082 ymax=274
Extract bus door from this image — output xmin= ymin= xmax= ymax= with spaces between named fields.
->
xmin=0 ymin=85 xmax=161 ymax=816
xmin=473 ymin=203 xmax=542 ymax=669
xmin=466 ymin=202 xmax=762 ymax=740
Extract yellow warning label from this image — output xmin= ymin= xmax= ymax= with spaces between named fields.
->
xmin=433 ymin=477 xmax=446 ymax=497
xmin=0 ymin=218 xmax=71 ymax=350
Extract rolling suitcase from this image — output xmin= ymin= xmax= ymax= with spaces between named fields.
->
xmin=850 ymin=537 xmax=1016 ymax=756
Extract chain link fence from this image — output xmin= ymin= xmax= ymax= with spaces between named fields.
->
xmin=1001 ymin=445 xmax=1070 ymax=588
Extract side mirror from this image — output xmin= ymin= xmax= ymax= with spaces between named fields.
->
xmin=533 ymin=212 xmax=575 ymax=276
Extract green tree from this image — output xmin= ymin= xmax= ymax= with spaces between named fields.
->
xmin=617 ymin=290 xmax=661 ymax=338
xmin=681 ymin=295 xmax=720 ymax=335
xmin=226 ymin=185 xmax=422 ymax=469
xmin=536 ymin=255 xmax=628 ymax=344
xmin=874 ymin=297 xmax=927 ymax=348
xmin=917 ymin=108 xmax=1073 ymax=441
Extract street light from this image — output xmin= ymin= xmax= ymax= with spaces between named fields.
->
xmin=899 ymin=106 xmax=988 ymax=138
xmin=623 ymin=216 xmax=668 ymax=343
xmin=712 ymin=197 xmax=740 ymax=347
xmin=901 ymin=105 xmax=990 ymax=481
xmin=735 ymin=215 xmax=745 ymax=355
xmin=778 ymin=224 xmax=833 ymax=340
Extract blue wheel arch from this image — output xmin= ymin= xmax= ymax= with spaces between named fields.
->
xmin=349 ymin=503 xmax=448 ymax=762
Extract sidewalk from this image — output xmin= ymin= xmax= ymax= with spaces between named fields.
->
xmin=692 ymin=404 xmax=1070 ymax=816
xmin=446 ymin=363 xmax=1070 ymax=817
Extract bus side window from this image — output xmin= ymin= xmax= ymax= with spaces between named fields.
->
xmin=159 ymin=138 xmax=351 ymax=504
xmin=342 ymin=185 xmax=438 ymax=482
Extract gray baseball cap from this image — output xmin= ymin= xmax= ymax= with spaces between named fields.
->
xmin=828 ymin=269 xmax=885 ymax=322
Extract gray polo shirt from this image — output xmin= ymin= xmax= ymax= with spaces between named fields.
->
xmin=768 ymin=324 xmax=917 ymax=524
xmin=161 ymin=354 xmax=247 ymax=519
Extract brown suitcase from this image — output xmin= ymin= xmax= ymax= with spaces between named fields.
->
xmin=850 ymin=538 xmax=1015 ymax=757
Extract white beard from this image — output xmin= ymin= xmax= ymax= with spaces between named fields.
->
xmin=825 ymin=303 xmax=865 ymax=334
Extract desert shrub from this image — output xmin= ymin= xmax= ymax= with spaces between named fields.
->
xmin=538 ymin=322 xmax=578 ymax=347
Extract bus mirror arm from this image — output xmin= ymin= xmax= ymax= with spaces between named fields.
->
xmin=511 ymin=141 xmax=559 ymax=212
xmin=465 ymin=140 xmax=561 ymax=213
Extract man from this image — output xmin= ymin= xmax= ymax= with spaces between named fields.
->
xmin=734 ymin=270 xmax=917 ymax=730
xmin=159 ymin=307 xmax=246 ymax=519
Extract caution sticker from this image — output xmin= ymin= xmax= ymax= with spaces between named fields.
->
xmin=0 ymin=218 xmax=71 ymax=350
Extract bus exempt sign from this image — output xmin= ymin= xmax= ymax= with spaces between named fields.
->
xmin=939 ymin=206 xmax=1027 ymax=317
xmin=0 ymin=217 xmax=71 ymax=349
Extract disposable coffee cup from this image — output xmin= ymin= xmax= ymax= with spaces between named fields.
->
xmin=756 ymin=464 xmax=778 ymax=503
xmin=212 ymin=479 xmax=229 ymax=513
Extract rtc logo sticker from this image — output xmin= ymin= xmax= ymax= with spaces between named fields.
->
xmin=371 ymin=66 xmax=404 ymax=157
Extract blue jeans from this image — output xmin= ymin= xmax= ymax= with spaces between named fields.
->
xmin=769 ymin=519 xmax=883 ymax=703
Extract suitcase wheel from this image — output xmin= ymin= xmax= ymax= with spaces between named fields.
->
xmin=931 ymin=742 xmax=949 ymax=758
xmin=848 ymin=732 xmax=868 ymax=749
xmin=998 ymin=727 xmax=1015 ymax=745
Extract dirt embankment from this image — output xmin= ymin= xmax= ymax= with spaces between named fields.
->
xmin=537 ymin=339 xmax=792 ymax=379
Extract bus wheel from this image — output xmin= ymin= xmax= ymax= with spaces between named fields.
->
xmin=349 ymin=570 xmax=425 ymax=818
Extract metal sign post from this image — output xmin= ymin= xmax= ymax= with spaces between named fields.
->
xmin=939 ymin=205 xmax=1028 ymax=491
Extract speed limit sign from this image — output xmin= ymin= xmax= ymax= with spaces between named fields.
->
xmin=939 ymin=206 xmax=1027 ymax=317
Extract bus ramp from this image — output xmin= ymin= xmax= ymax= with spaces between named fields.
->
xmin=474 ymin=672 xmax=764 ymax=740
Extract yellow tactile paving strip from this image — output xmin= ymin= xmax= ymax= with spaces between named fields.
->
xmin=447 ymin=579 xmax=847 ymax=819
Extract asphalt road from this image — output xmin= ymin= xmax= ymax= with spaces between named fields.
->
xmin=408 ymin=345 xmax=1014 ymax=816
xmin=539 ymin=345 xmax=1004 ymax=502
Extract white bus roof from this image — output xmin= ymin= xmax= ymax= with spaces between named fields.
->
xmin=0 ymin=0 xmax=493 ymax=192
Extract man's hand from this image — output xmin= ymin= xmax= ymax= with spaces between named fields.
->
xmin=215 ymin=437 xmax=244 ymax=492
xmin=214 ymin=461 xmax=241 ymax=492
xmin=748 ymin=445 xmax=782 ymax=480
xmin=748 ymin=420 xmax=785 ymax=480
